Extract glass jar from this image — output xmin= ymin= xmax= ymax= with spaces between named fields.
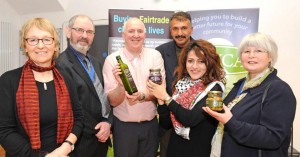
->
xmin=206 ymin=91 xmax=223 ymax=111
xmin=149 ymin=69 xmax=162 ymax=85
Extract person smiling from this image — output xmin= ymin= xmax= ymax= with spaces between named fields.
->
xmin=56 ymin=14 xmax=112 ymax=157
xmin=155 ymin=12 xmax=194 ymax=157
xmin=147 ymin=39 xmax=226 ymax=157
xmin=0 ymin=18 xmax=83 ymax=157
xmin=103 ymin=17 xmax=165 ymax=157
xmin=202 ymin=32 xmax=297 ymax=157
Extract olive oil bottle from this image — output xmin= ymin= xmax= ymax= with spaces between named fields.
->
xmin=116 ymin=55 xmax=138 ymax=95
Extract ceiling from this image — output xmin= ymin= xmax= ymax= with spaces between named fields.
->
xmin=7 ymin=0 xmax=65 ymax=15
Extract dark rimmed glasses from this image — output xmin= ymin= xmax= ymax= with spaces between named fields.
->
xmin=25 ymin=37 xmax=54 ymax=46
xmin=72 ymin=28 xmax=95 ymax=36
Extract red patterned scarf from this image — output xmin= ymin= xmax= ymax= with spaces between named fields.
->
xmin=170 ymin=79 xmax=205 ymax=131
xmin=16 ymin=60 xmax=74 ymax=149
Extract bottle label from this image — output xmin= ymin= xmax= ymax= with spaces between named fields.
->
xmin=124 ymin=69 xmax=138 ymax=89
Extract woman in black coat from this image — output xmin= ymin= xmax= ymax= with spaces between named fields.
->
xmin=203 ymin=32 xmax=296 ymax=157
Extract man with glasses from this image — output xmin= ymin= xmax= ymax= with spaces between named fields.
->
xmin=155 ymin=11 xmax=194 ymax=157
xmin=56 ymin=14 xmax=112 ymax=157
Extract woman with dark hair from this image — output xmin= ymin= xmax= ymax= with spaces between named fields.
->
xmin=0 ymin=18 xmax=83 ymax=157
xmin=147 ymin=39 xmax=226 ymax=157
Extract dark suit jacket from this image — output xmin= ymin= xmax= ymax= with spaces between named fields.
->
xmin=56 ymin=46 xmax=113 ymax=153
xmin=155 ymin=40 xmax=178 ymax=95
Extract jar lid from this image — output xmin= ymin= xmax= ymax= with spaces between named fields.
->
xmin=208 ymin=91 xmax=222 ymax=96
xmin=208 ymin=91 xmax=222 ymax=94
xmin=150 ymin=68 xmax=161 ymax=72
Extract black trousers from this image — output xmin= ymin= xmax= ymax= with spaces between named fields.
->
xmin=72 ymin=133 xmax=109 ymax=157
xmin=159 ymin=128 xmax=172 ymax=157
xmin=113 ymin=116 xmax=159 ymax=157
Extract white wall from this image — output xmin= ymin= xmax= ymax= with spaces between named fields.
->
xmin=1 ymin=0 xmax=300 ymax=151
xmin=0 ymin=0 xmax=21 ymax=70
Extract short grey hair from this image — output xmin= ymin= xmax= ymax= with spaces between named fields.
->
xmin=68 ymin=14 xmax=95 ymax=30
xmin=238 ymin=32 xmax=278 ymax=67
xmin=122 ymin=17 xmax=146 ymax=33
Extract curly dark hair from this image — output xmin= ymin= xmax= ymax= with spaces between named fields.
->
xmin=172 ymin=39 xmax=226 ymax=90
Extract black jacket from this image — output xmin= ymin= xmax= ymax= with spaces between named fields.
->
xmin=222 ymin=69 xmax=296 ymax=157
xmin=56 ymin=46 xmax=112 ymax=156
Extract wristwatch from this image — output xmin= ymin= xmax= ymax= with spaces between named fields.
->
xmin=139 ymin=92 xmax=146 ymax=101
xmin=64 ymin=140 xmax=74 ymax=152
xmin=164 ymin=95 xmax=172 ymax=105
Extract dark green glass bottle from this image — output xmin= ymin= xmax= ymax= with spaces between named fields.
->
xmin=116 ymin=55 xmax=138 ymax=95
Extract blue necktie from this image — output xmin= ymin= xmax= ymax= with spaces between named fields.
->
xmin=84 ymin=56 xmax=111 ymax=118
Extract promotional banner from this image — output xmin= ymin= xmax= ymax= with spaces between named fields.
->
xmin=106 ymin=9 xmax=259 ymax=157
xmin=189 ymin=9 xmax=259 ymax=94
xmin=108 ymin=9 xmax=174 ymax=54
